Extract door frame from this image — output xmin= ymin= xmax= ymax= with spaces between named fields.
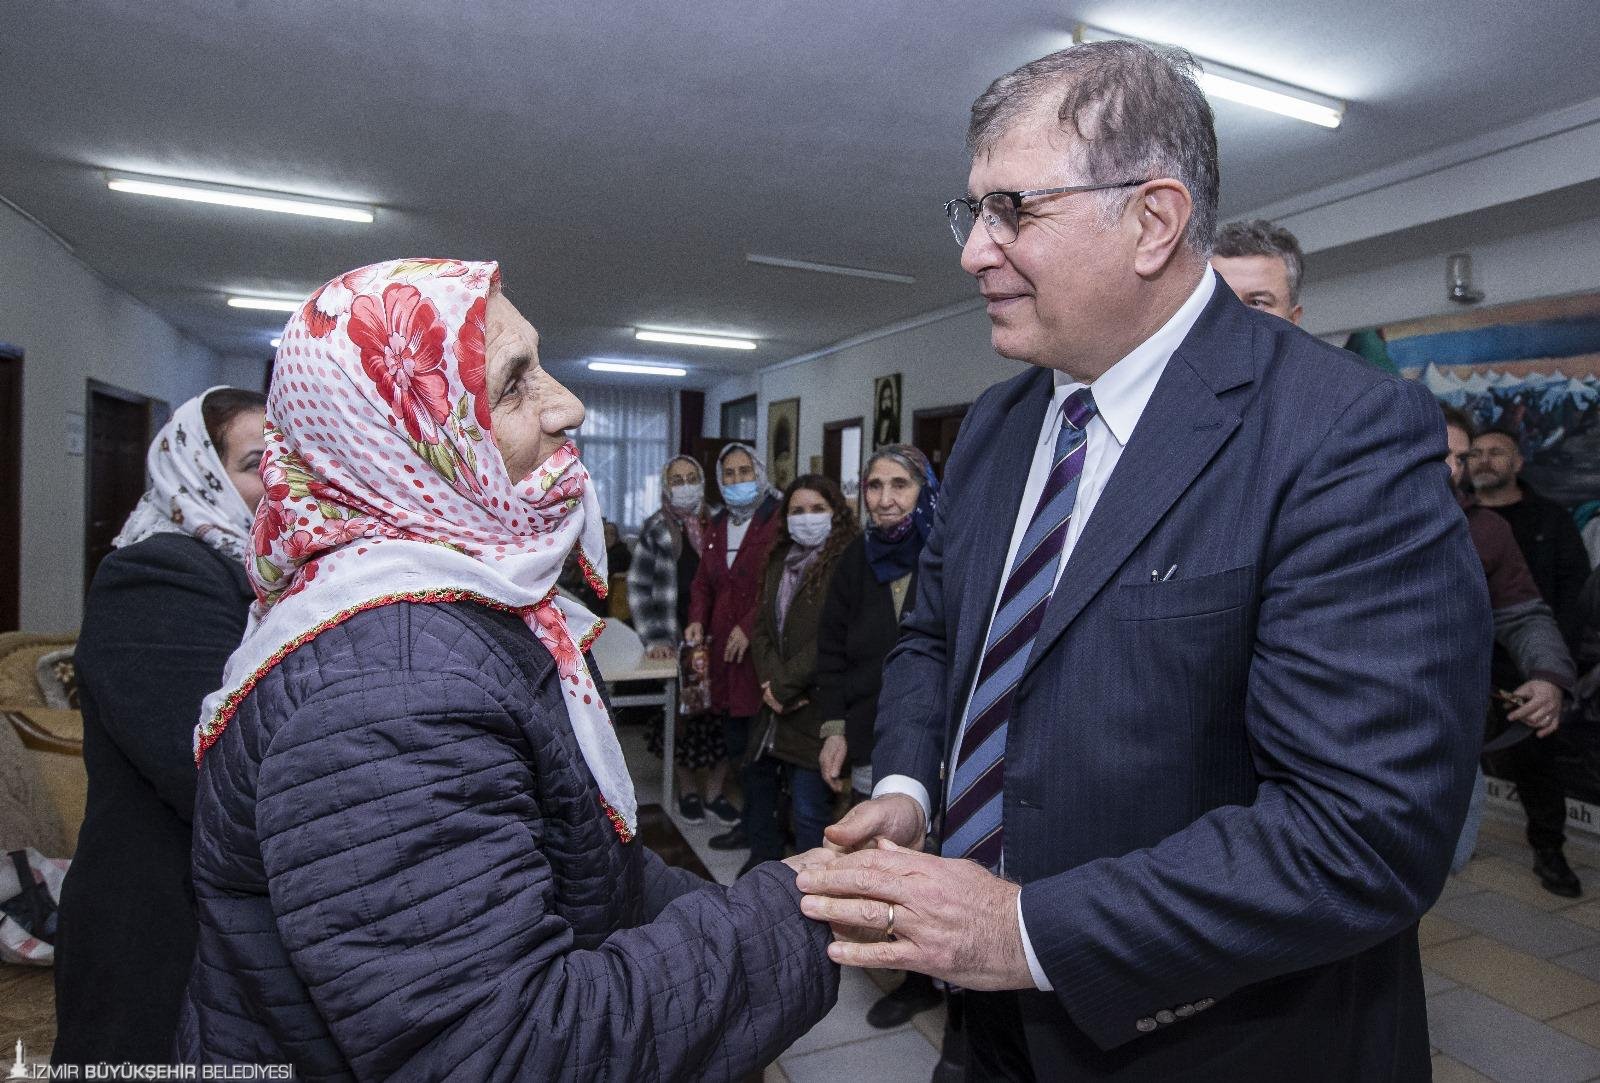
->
xmin=82 ymin=379 xmax=158 ymax=594
xmin=0 ymin=346 xmax=21 ymax=631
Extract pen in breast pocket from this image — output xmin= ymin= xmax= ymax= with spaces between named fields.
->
xmin=1154 ymin=564 xmax=1178 ymax=582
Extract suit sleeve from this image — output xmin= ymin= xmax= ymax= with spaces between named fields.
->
xmin=255 ymin=670 xmax=837 ymax=1082
xmin=76 ymin=540 xmax=247 ymax=824
xmin=1022 ymin=378 xmax=1490 ymax=1051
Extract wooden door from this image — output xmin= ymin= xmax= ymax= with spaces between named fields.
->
xmin=912 ymin=403 xmax=971 ymax=480
xmin=83 ymin=381 xmax=158 ymax=594
xmin=0 ymin=348 xmax=21 ymax=631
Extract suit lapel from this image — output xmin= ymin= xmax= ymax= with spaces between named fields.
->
xmin=948 ymin=370 xmax=1053 ymax=714
xmin=1021 ymin=289 xmax=1257 ymax=680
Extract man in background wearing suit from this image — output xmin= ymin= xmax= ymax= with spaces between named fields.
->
xmin=797 ymin=41 xmax=1490 ymax=1080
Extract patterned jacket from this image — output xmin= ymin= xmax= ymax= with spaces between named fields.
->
xmin=628 ymin=510 xmax=682 ymax=650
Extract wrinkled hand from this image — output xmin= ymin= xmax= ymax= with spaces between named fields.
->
xmin=684 ymin=622 xmax=704 ymax=647
xmin=824 ymin=793 xmax=924 ymax=854
xmin=724 ymin=626 xmax=750 ymax=664
xmin=820 ymin=735 xmax=848 ymax=793
xmin=780 ymin=847 xmax=838 ymax=876
xmin=1510 ymin=678 xmax=1564 ymax=737
xmin=797 ymin=840 xmax=1034 ymax=991
xmin=646 ymin=644 xmax=675 ymax=661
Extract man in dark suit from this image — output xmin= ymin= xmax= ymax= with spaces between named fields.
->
xmin=796 ymin=40 xmax=1490 ymax=1080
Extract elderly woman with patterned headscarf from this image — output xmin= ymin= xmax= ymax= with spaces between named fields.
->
xmin=54 ymin=386 xmax=266 ymax=1067
xmin=176 ymin=260 xmax=836 ymax=1080
xmin=811 ymin=445 xmax=942 ymax=1030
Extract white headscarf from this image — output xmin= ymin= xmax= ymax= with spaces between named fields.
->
xmin=113 ymin=387 xmax=255 ymax=561
xmin=195 ymin=258 xmax=634 ymax=841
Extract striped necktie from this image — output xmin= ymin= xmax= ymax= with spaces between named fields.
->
xmin=942 ymin=388 xmax=1097 ymax=869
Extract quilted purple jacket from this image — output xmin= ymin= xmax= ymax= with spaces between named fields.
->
xmin=176 ymin=599 xmax=837 ymax=1080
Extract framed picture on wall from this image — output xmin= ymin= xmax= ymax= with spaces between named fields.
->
xmin=873 ymin=373 xmax=902 ymax=449
xmin=767 ymin=397 xmax=800 ymax=490
xmin=720 ymin=394 xmax=757 ymax=441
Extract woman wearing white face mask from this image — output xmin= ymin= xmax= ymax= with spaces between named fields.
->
xmin=746 ymin=474 xmax=859 ymax=869
xmin=629 ymin=455 xmax=738 ymax=824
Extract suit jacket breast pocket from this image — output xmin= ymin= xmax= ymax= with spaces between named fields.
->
xmin=1114 ymin=564 xmax=1256 ymax=621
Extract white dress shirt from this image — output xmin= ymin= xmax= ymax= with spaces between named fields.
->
xmin=873 ymin=269 xmax=1216 ymax=990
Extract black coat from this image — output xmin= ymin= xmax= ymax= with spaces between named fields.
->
xmin=1485 ymin=484 xmax=1593 ymax=645
xmin=54 ymin=533 xmax=252 ymax=1065
xmin=813 ymin=536 xmax=914 ymax=768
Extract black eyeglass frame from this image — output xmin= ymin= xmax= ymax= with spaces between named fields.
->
xmin=945 ymin=179 xmax=1148 ymax=246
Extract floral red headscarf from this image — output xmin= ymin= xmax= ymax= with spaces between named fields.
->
xmin=197 ymin=258 xmax=635 ymax=840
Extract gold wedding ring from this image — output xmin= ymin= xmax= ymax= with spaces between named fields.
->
xmin=885 ymin=903 xmax=896 ymax=941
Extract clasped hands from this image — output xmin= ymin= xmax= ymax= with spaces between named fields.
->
xmin=785 ymin=794 xmax=1036 ymax=991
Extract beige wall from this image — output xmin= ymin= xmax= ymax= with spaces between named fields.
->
xmin=1 ymin=201 xmax=257 ymax=631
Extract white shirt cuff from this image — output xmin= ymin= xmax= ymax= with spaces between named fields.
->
xmin=871 ymin=774 xmax=931 ymax=827
xmin=1016 ymin=892 xmax=1052 ymax=991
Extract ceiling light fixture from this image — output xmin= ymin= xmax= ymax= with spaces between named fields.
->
xmin=635 ymin=330 xmax=757 ymax=350
xmin=746 ymin=254 xmax=916 ymax=284
xmin=587 ymin=360 xmax=688 ymax=377
xmin=1073 ymin=25 xmax=1344 ymax=129
xmin=106 ymin=173 xmax=376 ymax=222
xmin=227 ymin=296 xmax=302 ymax=312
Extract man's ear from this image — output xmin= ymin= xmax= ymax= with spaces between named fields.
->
xmin=1129 ymin=180 xmax=1193 ymax=278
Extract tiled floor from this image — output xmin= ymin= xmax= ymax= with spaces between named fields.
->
xmin=633 ymin=710 xmax=1600 ymax=1083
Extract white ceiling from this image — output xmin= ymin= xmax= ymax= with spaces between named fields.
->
xmin=3 ymin=0 xmax=1598 ymax=387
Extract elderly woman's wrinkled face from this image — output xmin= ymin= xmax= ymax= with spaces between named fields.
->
xmin=220 ymin=409 xmax=268 ymax=513
xmin=864 ymin=458 xmax=919 ymax=529
xmin=721 ymin=449 xmax=756 ymax=486
xmin=484 ymin=292 xmax=585 ymax=481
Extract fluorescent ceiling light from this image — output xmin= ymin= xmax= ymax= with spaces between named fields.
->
xmin=269 ymin=337 xmax=282 ymax=348
xmin=635 ymin=330 xmax=757 ymax=350
xmin=746 ymin=254 xmax=916 ymax=284
xmin=588 ymin=360 xmax=688 ymax=377
xmin=227 ymin=296 xmax=302 ymax=312
xmin=1074 ymin=25 xmax=1344 ymax=129
xmin=106 ymin=173 xmax=375 ymax=222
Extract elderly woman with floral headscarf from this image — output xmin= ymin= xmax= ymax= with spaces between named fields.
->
xmin=628 ymin=456 xmax=737 ymax=824
xmin=54 ymin=387 xmax=266 ymax=1066
xmin=176 ymin=260 xmax=836 ymax=1080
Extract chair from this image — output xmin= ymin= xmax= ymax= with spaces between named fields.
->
xmin=0 ymin=633 xmax=86 ymax=857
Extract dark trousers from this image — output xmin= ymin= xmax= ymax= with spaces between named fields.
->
xmin=745 ymin=757 xmax=834 ymax=861
xmin=1497 ymin=736 xmax=1569 ymax=851
xmin=1486 ymin=700 xmax=1569 ymax=852
xmin=961 ymin=990 xmax=1035 ymax=1082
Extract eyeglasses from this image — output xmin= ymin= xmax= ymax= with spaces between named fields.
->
xmin=945 ymin=180 xmax=1147 ymax=247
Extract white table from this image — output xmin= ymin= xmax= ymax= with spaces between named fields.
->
xmin=595 ymin=656 xmax=680 ymax=814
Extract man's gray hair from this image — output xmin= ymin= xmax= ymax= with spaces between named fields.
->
xmin=967 ymin=40 xmax=1220 ymax=252
xmin=1215 ymin=219 xmax=1306 ymax=305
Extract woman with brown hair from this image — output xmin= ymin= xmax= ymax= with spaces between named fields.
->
xmin=746 ymin=474 xmax=859 ymax=871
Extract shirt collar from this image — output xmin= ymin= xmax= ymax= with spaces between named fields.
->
xmin=1053 ymin=269 xmax=1216 ymax=446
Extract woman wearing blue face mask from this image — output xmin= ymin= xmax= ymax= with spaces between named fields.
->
xmin=686 ymin=444 xmax=785 ymax=848
xmin=747 ymin=474 xmax=860 ymax=867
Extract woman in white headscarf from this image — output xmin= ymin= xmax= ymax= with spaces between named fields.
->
xmin=683 ymin=443 xmax=784 ymax=852
xmin=54 ymin=386 xmax=266 ymax=1067
xmin=629 ymin=456 xmax=738 ymax=824
xmin=177 ymin=260 xmax=836 ymax=1079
